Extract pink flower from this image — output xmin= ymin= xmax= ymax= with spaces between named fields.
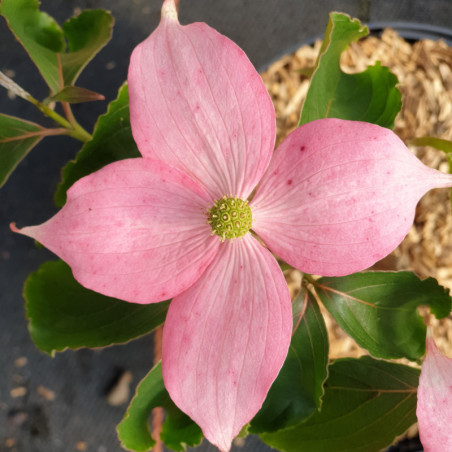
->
xmin=417 ymin=337 xmax=452 ymax=452
xmin=12 ymin=1 xmax=452 ymax=450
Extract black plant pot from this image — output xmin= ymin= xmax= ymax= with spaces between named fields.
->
xmin=1 ymin=1 xmax=451 ymax=451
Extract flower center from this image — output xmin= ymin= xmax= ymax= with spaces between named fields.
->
xmin=207 ymin=196 xmax=252 ymax=241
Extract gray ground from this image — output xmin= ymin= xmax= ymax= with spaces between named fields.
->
xmin=1 ymin=1 xmax=451 ymax=451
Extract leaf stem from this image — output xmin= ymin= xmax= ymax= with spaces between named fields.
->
xmin=28 ymin=97 xmax=92 ymax=142
xmin=61 ymin=100 xmax=77 ymax=125
xmin=0 ymin=70 xmax=92 ymax=142
xmin=303 ymin=273 xmax=317 ymax=285
xmin=0 ymin=127 xmax=70 ymax=143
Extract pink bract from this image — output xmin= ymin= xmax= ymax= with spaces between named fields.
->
xmin=417 ymin=337 xmax=452 ymax=452
xmin=12 ymin=0 xmax=452 ymax=450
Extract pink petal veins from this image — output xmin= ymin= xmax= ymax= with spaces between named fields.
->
xmin=13 ymin=158 xmax=219 ymax=304
xmin=161 ymin=235 xmax=292 ymax=452
xmin=128 ymin=1 xmax=275 ymax=200
xmin=417 ymin=337 xmax=452 ymax=452
xmin=251 ymin=118 xmax=452 ymax=276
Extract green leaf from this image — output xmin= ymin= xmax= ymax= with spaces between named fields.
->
xmin=0 ymin=0 xmax=66 ymax=91
xmin=55 ymin=83 xmax=140 ymax=206
xmin=160 ymin=405 xmax=204 ymax=452
xmin=48 ymin=86 xmax=105 ymax=104
xmin=261 ymin=356 xmax=419 ymax=452
xmin=0 ymin=113 xmax=45 ymax=187
xmin=0 ymin=0 xmax=113 ymax=93
xmin=60 ymin=9 xmax=114 ymax=87
xmin=117 ymin=362 xmax=202 ymax=452
xmin=25 ymin=260 xmax=170 ymax=355
xmin=117 ymin=363 xmax=166 ymax=452
xmin=315 ymin=271 xmax=451 ymax=361
xmin=250 ymin=289 xmax=328 ymax=433
xmin=299 ymin=12 xmax=401 ymax=128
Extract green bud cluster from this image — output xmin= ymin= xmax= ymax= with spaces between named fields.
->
xmin=207 ymin=196 xmax=252 ymax=241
